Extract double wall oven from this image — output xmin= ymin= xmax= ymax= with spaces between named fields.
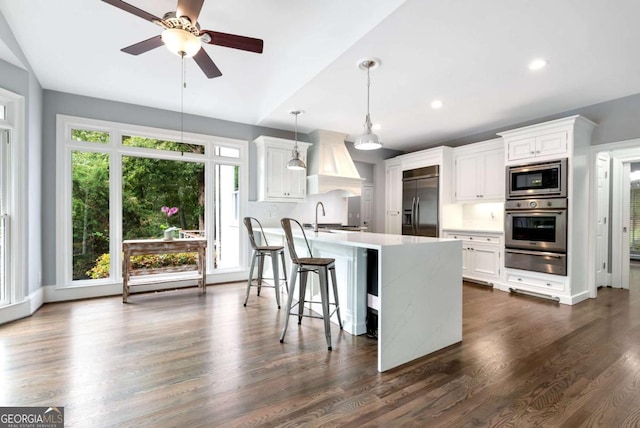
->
xmin=504 ymin=159 xmax=568 ymax=276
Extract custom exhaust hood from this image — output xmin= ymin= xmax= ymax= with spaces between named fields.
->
xmin=306 ymin=130 xmax=364 ymax=196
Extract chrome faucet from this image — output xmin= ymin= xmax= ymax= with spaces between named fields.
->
xmin=314 ymin=201 xmax=325 ymax=232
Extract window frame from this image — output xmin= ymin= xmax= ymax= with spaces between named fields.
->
xmin=0 ymin=87 xmax=26 ymax=309
xmin=56 ymin=115 xmax=247 ymax=289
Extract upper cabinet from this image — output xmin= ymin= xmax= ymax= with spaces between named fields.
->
xmin=254 ymin=136 xmax=312 ymax=202
xmin=454 ymin=138 xmax=505 ymax=202
xmin=505 ymin=131 xmax=568 ymax=162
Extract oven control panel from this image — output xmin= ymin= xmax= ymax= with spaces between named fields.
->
xmin=505 ymin=198 xmax=567 ymax=210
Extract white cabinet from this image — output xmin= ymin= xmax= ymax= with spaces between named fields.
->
xmin=385 ymin=160 xmax=402 ymax=234
xmin=454 ymin=139 xmax=505 ymax=202
xmin=444 ymin=231 xmax=502 ymax=285
xmin=254 ymin=136 xmax=311 ymax=202
xmin=505 ymin=131 xmax=568 ymax=163
xmin=498 ymin=115 xmax=597 ymax=305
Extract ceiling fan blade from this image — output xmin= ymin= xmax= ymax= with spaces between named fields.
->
xmin=193 ymin=49 xmax=222 ymax=79
xmin=200 ymin=30 xmax=264 ymax=54
xmin=121 ymin=35 xmax=164 ymax=55
xmin=102 ymin=0 xmax=162 ymax=23
xmin=176 ymin=0 xmax=204 ymax=25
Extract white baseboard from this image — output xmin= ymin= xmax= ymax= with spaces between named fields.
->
xmin=1 ymin=270 xmax=249 ymax=325
xmin=0 ymin=287 xmax=44 ymax=325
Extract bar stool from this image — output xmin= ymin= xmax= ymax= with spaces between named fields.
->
xmin=279 ymin=218 xmax=342 ymax=350
xmin=243 ymin=217 xmax=288 ymax=309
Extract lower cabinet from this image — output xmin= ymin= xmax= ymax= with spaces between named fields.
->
xmin=503 ymin=270 xmax=567 ymax=303
xmin=444 ymin=231 xmax=502 ymax=285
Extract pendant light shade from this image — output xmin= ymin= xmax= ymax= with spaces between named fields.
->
xmin=354 ymin=59 xmax=382 ymax=150
xmin=287 ymin=110 xmax=306 ymax=170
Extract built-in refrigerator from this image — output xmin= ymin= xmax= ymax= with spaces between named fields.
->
xmin=402 ymin=165 xmax=439 ymax=237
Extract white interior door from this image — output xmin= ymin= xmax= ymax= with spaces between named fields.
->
xmin=619 ymin=162 xmax=631 ymax=289
xmin=595 ymin=153 xmax=610 ymax=287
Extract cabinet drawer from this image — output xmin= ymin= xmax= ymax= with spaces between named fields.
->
xmin=474 ymin=235 xmax=500 ymax=245
xmin=444 ymin=233 xmax=501 ymax=245
xmin=445 ymin=233 xmax=473 ymax=241
xmin=506 ymin=272 xmax=565 ymax=292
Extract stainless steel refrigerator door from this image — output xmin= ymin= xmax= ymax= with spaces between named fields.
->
xmin=415 ymin=177 xmax=439 ymax=237
xmin=402 ymin=180 xmax=417 ymax=235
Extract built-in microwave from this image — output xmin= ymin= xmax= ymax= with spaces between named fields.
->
xmin=506 ymin=158 xmax=567 ymax=199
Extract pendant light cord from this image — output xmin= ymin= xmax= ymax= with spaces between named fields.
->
xmin=181 ymin=53 xmax=186 ymax=144
xmin=293 ymin=112 xmax=299 ymax=152
xmin=366 ymin=64 xmax=371 ymax=120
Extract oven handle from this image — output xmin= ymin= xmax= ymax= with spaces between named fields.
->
xmin=505 ymin=248 xmax=565 ymax=258
xmin=505 ymin=210 xmax=566 ymax=215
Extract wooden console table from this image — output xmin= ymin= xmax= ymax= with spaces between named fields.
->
xmin=122 ymin=238 xmax=207 ymax=303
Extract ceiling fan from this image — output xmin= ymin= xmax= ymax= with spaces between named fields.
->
xmin=102 ymin=0 xmax=264 ymax=78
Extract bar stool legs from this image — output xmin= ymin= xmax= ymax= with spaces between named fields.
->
xmin=244 ymin=249 xmax=288 ymax=309
xmin=279 ymin=263 xmax=342 ymax=351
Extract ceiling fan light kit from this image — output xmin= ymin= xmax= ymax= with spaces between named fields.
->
xmin=162 ymin=28 xmax=201 ymax=57
xmin=102 ymin=0 xmax=264 ymax=78
xmin=354 ymin=58 xmax=383 ymax=150
xmin=287 ymin=110 xmax=306 ymax=170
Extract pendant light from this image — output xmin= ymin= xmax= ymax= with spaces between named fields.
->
xmin=354 ymin=58 xmax=382 ymax=150
xmin=287 ymin=110 xmax=306 ymax=170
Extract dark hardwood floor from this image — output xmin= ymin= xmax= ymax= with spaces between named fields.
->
xmin=2 ymin=281 xmax=640 ymax=427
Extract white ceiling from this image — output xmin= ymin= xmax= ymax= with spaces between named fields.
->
xmin=1 ymin=0 xmax=640 ymax=151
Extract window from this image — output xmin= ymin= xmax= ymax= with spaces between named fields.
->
xmin=0 ymin=130 xmax=9 ymax=305
xmin=57 ymin=116 xmax=246 ymax=287
xmin=72 ymin=151 xmax=110 ymax=280
xmin=630 ymin=165 xmax=640 ymax=259
xmin=0 ymin=87 xmax=25 ymax=310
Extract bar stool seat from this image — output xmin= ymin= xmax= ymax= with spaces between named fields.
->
xmin=279 ymin=218 xmax=342 ymax=350
xmin=243 ymin=217 xmax=288 ymax=309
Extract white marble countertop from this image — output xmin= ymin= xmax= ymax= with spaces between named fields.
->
xmin=262 ymin=228 xmax=455 ymax=250
xmin=442 ymin=227 xmax=504 ymax=235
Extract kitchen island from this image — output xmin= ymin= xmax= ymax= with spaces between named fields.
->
xmin=262 ymin=228 xmax=462 ymax=372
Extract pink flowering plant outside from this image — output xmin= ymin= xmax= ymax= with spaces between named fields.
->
xmin=161 ymin=206 xmax=180 ymax=237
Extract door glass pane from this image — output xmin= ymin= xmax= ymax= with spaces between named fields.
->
xmin=121 ymin=156 xmax=205 ymax=273
xmin=214 ymin=164 xmax=240 ymax=269
xmin=72 ymin=151 xmax=110 ymax=280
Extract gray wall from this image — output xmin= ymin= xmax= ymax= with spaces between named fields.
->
xmin=435 ymin=93 xmax=640 ymax=149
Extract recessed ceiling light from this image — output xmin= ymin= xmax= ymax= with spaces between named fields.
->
xmin=528 ymin=58 xmax=548 ymax=71
xmin=431 ymin=100 xmax=444 ymax=110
